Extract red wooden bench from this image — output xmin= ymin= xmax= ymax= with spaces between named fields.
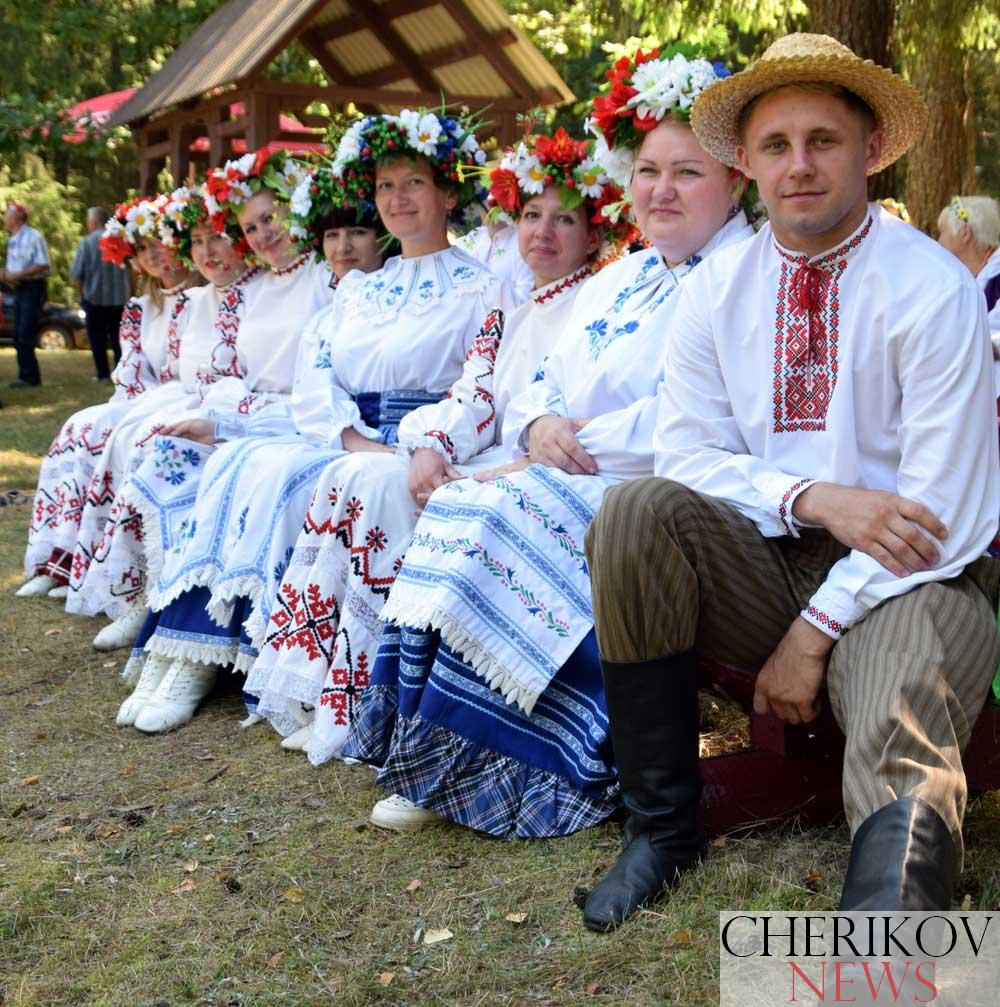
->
xmin=697 ymin=657 xmax=1000 ymax=834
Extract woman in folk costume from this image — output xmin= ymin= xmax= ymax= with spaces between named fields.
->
xmin=246 ymin=127 xmax=636 ymax=759
xmin=117 ymin=108 xmax=510 ymax=734
xmin=18 ymin=196 xmax=197 ymax=599
xmin=345 ymin=47 xmax=758 ymax=836
xmin=65 ymin=149 xmax=331 ymax=647
xmin=56 ymin=186 xmax=260 ymax=633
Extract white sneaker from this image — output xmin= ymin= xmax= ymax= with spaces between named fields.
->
xmin=280 ymin=721 xmax=314 ymax=751
xmin=15 ymin=574 xmax=58 ymax=597
xmin=93 ymin=607 xmax=148 ymax=651
xmin=133 ymin=659 xmax=217 ymax=733
xmin=47 ymin=584 xmax=69 ymax=599
xmin=369 ymin=793 xmax=442 ymax=831
xmin=238 ymin=712 xmax=265 ymax=729
xmin=116 ymin=654 xmax=172 ymax=726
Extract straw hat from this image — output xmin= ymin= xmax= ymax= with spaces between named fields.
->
xmin=690 ymin=33 xmax=928 ymax=174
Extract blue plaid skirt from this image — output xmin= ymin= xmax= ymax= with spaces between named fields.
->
xmin=342 ymin=625 xmax=619 ymax=838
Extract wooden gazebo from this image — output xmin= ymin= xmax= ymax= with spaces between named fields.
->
xmin=110 ymin=0 xmax=574 ymax=192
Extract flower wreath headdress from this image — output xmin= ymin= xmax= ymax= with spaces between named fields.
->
xmin=484 ymin=127 xmax=640 ymax=266
xmin=158 ymin=184 xmax=254 ymax=266
xmin=586 ymin=45 xmax=732 ymax=189
xmin=876 ymin=197 xmax=911 ymax=223
xmin=947 ymin=196 xmax=970 ymax=225
xmin=330 ymin=107 xmax=490 ymax=222
xmin=288 ymin=163 xmax=395 ymax=260
xmin=204 ymin=147 xmax=311 ymax=231
xmin=99 ymin=193 xmax=168 ymax=267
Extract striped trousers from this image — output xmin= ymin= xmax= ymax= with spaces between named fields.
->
xmin=585 ymin=479 xmax=1000 ymax=861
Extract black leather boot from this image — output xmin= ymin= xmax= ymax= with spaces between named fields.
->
xmin=582 ymin=651 xmax=705 ymax=932
xmin=839 ymin=797 xmax=956 ymax=911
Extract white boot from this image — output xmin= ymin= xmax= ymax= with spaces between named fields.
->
xmin=133 ymin=659 xmax=217 ymax=733
xmin=280 ymin=720 xmax=314 ymax=751
xmin=369 ymin=794 xmax=443 ymax=831
xmin=116 ymin=654 xmax=172 ymax=726
xmin=47 ymin=584 xmax=69 ymax=599
xmin=93 ymin=607 xmax=148 ymax=651
xmin=15 ymin=574 xmax=58 ymax=597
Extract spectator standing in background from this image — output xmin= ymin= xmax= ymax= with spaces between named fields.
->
xmin=1 ymin=202 xmax=50 ymax=387
xmin=71 ymin=206 xmax=131 ymax=382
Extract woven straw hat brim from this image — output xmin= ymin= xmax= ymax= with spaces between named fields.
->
xmin=691 ymin=53 xmax=928 ymax=175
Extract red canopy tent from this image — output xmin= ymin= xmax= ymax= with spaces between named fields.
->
xmin=64 ymin=89 xmax=325 ymax=159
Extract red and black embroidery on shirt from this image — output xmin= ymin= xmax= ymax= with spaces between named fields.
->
xmin=772 ymin=215 xmax=873 ymax=434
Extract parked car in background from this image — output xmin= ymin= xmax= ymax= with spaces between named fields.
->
xmin=0 ymin=286 xmax=88 ymax=350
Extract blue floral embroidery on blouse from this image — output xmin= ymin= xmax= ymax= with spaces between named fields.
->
xmin=451 ymin=265 xmax=474 ymax=281
xmin=314 ymin=339 xmax=332 ymax=370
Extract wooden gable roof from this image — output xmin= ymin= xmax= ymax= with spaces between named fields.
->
xmin=112 ymin=0 xmax=573 ymax=127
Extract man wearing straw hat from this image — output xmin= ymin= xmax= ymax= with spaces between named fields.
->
xmin=582 ymin=33 xmax=1000 ymax=931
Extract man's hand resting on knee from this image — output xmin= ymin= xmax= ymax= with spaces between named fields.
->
xmin=754 ymin=617 xmax=834 ymax=724
xmin=792 ymin=482 xmax=947 ymax=578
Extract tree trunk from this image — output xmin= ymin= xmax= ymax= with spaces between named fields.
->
xmin=808 ymin=0 xmax=897 ymax=198
xmin=902 ymin=0 xmax=968 ymax=232
xmin=808 ymin=0 xmax=893 ymax=61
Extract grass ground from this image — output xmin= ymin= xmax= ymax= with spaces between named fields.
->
xmin=2 ymin=348 xmax=999 ymax=1007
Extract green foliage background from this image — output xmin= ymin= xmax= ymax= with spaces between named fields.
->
xmin=2 ymin=0 xmax=999 ymax=285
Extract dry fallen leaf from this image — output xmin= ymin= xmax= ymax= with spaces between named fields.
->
xmin=284 ymin=887 xmax=305 ymax=904
xmin=711 ymin=836 xmax=727 ymax=849
xmin=803 ymin=870 xmax=823 ymax=893
xmin=961 ymin=893 xmax=972 ymax=911
xmin=201 ymin=833 xmax=216 ymax=842
xmin=586 ymin=981 xmax=603 ymax=995
xmin=674 ymin=929 xmax=694 ymax=947
xmin=183 ymin=860 xmax=199 ymax=873
xmin=404 ymin=878 xmax=422 ymax=895
xmin=377 ymin=972 xmax=395 ymax=987
xmin=505 ymin=912 xmax=528 ymax=925
xmin=55 ymin=825 xmax=74 ymax=835
xmin=268 ymin=952 xmax=285 ymax=968
xmin=423 ymin=928 xmax=453 ymax=945
xmin=102 ymin=660 xmax=117 ymax=669
xmin=44 ymin=627 xmax=62 ymax=636
xmin=33 ymin=731 xmax=47 ymax=740
xmin=118 ymin=765 xmax=136 ymax=778
xmin=171 ymin=878 xmax=197 ymax=894
xmin=95 ymin=824 xmax=122 ymax=839
xmin=167 ymin=824 xmax=186 ymax=835
xmin=19 ymin=776 xmax=40 ymax=786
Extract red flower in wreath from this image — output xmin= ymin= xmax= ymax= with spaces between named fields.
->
xmin=488 ymin=168 xmax=521 ymax=214
xmin=535 ymin=127 xmax=587 ymax=166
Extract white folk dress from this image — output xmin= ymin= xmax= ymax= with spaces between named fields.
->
xmin=378 ymin=213 xmax=755 ymax=714
xmin=131 ymin=247 xmax=510 ymax=687
xmin=24 ymin=284 xmax=192 ymax=584
xmin=242 ymin=263 xmax=584 ymax=753
xmin=66 ymin=255 xmax=331 ymax=618
xmin=336 ymin=216 xmax=754 ymax=835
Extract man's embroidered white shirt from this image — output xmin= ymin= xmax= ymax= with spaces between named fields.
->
xmin=654 ymin=206 xmax=1000 ymax=638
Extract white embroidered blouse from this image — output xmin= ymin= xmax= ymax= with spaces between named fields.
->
xmin=502 ymin=212 xmax=755 ymax=479
xmin=396 ymin=265 xmax=593 ymax=463
xmin=454 ymin=223 xmax=534 ymax=305
xmin=110 ymin=285 xmax=192 ymax=401
xmin=318 ymin=246 xmax=514 ymax=446
xmin=654 ymin=206 xmax=1000 ymax=639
